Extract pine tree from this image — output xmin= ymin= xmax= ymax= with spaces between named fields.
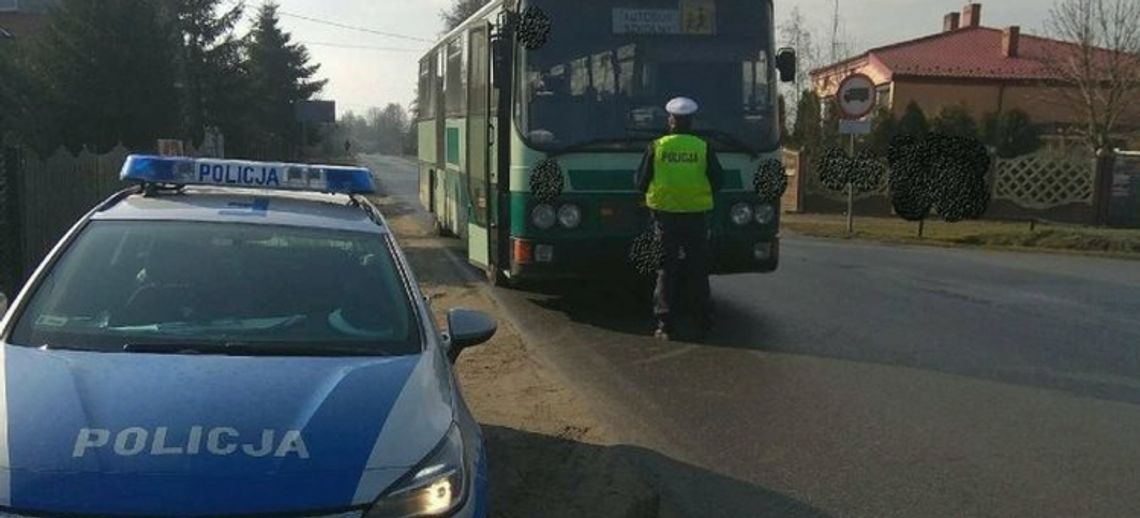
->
xmin=897 ymin=102 xmax=930 ymax=138
xmin=982 ymin=110 xmax=1042 ymax=158
xmin=790 ymin=89 xmax=821 ymax=152
xmin=168 ymin=0 xmax=246 ymax=146
xmin=931 ymin=104 xmax=979 ymax=139
xmin=245 ymin=1 xmax=327 ymax=158
xmin=865 ymin=107 xmax=897 ymax=157
xmin=29 ymin=0 xmax=180 ymax=152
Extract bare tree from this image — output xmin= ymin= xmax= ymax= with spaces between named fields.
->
xmin=1044 ymin=0 xmax=1140 ymax=151
xmin=441 ymin=0 xmax=490 ymax=31
xmin=779 ymin=6 xmax=819 ymax=125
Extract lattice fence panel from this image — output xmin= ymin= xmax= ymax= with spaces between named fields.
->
xmin=993 ymin=152 xmax=1094 ymax=209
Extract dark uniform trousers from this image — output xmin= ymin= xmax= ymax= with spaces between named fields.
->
xmin=653 ymin=210 xmax=712 ymax=329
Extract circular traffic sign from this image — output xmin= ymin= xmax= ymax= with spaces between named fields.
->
xmin=837 ymin=73 xmax=877 ymax=120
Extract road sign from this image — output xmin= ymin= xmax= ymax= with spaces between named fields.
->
xmin=839 ymin=119 xmax=872 ymax=135
xmin=837 ymin=73 xmax=876 ymax=120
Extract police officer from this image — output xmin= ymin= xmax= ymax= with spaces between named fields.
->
xmin=635 ymin=97 xmax=724 ymax=341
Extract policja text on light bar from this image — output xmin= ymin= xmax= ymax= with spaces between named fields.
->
xmin=120 ymin=155 xmax=377 ymax=195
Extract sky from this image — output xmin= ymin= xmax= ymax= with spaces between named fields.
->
xmin=259 ymin=0 xmax=1057 ymax=116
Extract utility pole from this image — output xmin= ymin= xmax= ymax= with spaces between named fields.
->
xmin=830 ymin=0 xmax=840 ymax=62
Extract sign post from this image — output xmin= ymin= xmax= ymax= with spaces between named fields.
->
xmin=836 ymin=73 xmax=877 ymax=235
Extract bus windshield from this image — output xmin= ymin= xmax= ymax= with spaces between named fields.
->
xmin=518 ymin=0 xmax=778 ymax=154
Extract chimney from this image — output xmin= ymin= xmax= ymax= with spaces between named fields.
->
xmin=944 ymin=12 xmax=961 ymax=32
xmin=962 ymin=3 xmax=982 ymax=28
xmin=1003 ymin=26 xmax=1021 ymax=57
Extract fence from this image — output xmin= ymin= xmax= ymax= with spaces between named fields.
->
xmin=0 ymin=147 xmax=22 ymax=295
xmin=783 ymin=147 xmax=1125 ymax=226
xmin=0 ymin=145 xmax=131 ymax=295
xmin=1112 ymin=152 xmax=1140 ymax=228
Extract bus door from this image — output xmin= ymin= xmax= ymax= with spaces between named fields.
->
xmin=465 ymin=25 xmax=493 ymax=268
xmin=434 ymin=51 xmax=446 ymax=220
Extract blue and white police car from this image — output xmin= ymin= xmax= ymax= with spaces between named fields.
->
xmin=0 ymin=156 xmax=494 ymax=517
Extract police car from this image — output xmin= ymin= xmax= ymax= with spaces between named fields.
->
xmin=0 ymin=156 xmax=494 ymax=517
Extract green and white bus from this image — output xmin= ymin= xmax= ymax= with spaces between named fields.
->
xmin=417 ymin=0 xmax=794 ymax=284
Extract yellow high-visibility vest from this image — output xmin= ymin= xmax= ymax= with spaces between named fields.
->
xmin=647 ymin=134 xmax=713 ymax=213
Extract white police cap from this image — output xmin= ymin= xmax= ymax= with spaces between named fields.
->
xmin=666 ymin=97 xmax=699 ymax=116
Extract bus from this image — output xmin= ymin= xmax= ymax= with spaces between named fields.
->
xmin=417 ymin=0 xmax=794 ymax=285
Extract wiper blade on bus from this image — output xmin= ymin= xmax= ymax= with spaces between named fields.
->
xmin=692 ymin=130 xmax=760 ymax=159
xmin=549 ymin=136 xmax=655 ymax=157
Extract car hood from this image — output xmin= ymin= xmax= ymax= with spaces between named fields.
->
xmin=0 ymin=344 xmax=456 ymax=516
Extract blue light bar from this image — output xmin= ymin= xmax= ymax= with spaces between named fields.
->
xmin=120 ymin=155 xmax=377 ymax=195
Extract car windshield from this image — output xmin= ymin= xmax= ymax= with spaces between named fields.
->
xmin=517 ymin=0 xmax=778 ymax=153
xmin=8 ymin=221 xmax=419 ymax=356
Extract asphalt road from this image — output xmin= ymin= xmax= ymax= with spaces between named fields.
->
xmin=364 ymin=155 xmax=1140 ymax=518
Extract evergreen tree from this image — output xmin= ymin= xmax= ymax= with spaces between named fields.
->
xmin=244 ymin=1 xmax=327 ymax=158
xmin=865 ymin=107 xmax=897 ymax=157
xmin=168 ymin=0 xmax=247 ymax=146
xmin=820 ymin=97 xmax=841 ymax=150
xmin=897 ymin=101 xmax=929 ymax=138
xmin=777 ymin=94 xmax=788 ymax=140
xmin=790 ymin=89 xmax=821 ymax=152
xmin=931 ymin=104 xmax=979 ymax=139
xmin=29 ymin=0 xmax=180 ymax=152
xmin=982 ymin=109 xmax=1042 ymax=158
xmin=0 ymin=46 xmax=23 ymax=142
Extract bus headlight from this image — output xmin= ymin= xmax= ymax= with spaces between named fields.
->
xmin=531 ymin=204 xmax=556 ymax=229
xmin=557 ymin=204 xmax=582 ymax=228
xmin=730 ymin=203 xmax=754 ymax=226
xmin=754 ymin=204 xmax=776 ymax=225
xmin=367 ymin=426 xmax=466 ymax=517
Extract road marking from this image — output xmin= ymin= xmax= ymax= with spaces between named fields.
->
xmin=633 ymin=345 xmax=699 ymax=366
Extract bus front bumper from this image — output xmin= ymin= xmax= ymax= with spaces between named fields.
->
xmin=508 ymin=235 xmax=779 ymax=280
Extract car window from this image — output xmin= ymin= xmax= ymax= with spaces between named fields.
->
xmin=8 ymin=221 xmax=419 ymax=356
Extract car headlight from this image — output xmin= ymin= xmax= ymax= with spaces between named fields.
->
xmin=730 ymin=203 xmax=754 ymax=226
xmin=754 ymin=203 xmax=776 ymax=225
xmin=557 ymin=204 xmax=582 ymax=228
xmin=531 ymin=204 xmax=556 ymax=229
xmin=367 ymin=425 xmax=466 ymax=518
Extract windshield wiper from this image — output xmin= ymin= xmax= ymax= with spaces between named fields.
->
xmin=692 ymin=130 xmax=760 ymax=159
xmin=122 ymin=342 xmax=381 ymax=357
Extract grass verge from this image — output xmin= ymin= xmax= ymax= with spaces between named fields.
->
xmin=783 ymin=214 xmax=1140 ymax=258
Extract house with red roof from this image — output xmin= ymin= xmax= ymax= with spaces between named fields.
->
xmin=810 ymin=3 xmax=1138 ymax=132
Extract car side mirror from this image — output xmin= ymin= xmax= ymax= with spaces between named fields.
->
xmin=776 ymin=47 xmax=797 ymax=83
xmin=446 ymin=308 xmax=497 ymax=363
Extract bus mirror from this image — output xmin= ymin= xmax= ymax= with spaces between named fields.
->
xmin=492 ymin=38 xmax=508 ymax=88
xmin=776 ymin=48 xmax=797 ymax=83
